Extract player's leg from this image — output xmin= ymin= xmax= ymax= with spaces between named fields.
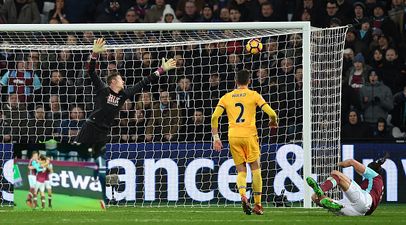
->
xmin=229 ymin=137 xmax=251 ymax=215
xmin=26 ymin=175 xmax=36 ymax=207
xmin=247 ymin=136 xmax=263 ymax=215
xmin=33 ymin=183 xmax=40 ymax=209
xmin=39 ymin=183 xmax=46 ymax=208
xmin=340 ymin=180 xmax=373 ymax=215
xmin=46 ymin=181 xmax=52 ymax=208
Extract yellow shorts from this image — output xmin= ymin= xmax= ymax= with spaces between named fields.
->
xmin=229 ymin=136 xmax=260 ymax=165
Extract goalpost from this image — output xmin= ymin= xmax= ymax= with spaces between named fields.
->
xmin=0 ymin=22 xmax=347 ymax=208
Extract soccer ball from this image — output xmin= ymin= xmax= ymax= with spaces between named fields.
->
xmin=245 ymin=38 xmax=263 ymax=54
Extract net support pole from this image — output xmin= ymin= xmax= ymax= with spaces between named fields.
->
xmin=302 ymin=22 xmax=312 ymax=208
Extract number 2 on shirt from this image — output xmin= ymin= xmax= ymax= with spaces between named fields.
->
xmin=235 ymin=103 xmax=245 ymax=123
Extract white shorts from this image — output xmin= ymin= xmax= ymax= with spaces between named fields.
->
xmin=45 ymin=180 xmax=52 ymax=190
xmin=337 ymin=180 xmax=372 ymax=216
xmin=35 ymin=182 xmax=45 ymax=193
xmin=28 ymin=175 xmax=36 ymax=188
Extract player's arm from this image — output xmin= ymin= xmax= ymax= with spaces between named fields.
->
xmin=211 ymin=105 xmax=225 ymax=151
xmin=256 ymin=93 xmax=278 ymax=127
xmin=31 ymin=160 xmax=44 ymax=172
xmin=124 ymin=58 xmax=176 ymax=97
xmin=261 ymin=103 xmax=278 ymax=127
xmin=338 ymin=159 xmax=366 ymax=175
xmin=88 ymin=38 xmax=107 ymax=91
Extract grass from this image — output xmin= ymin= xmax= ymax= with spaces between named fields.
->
xmin=0 ymin=204 xmax=405 ymax=225
xmin=13 ymin=190 xmax=103 ymax=211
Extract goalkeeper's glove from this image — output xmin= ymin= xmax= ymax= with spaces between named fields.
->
xmin=161 ymin=58 xmax=176 ymax=72
xmin=92 ymin=38 xmax=106 ymax=54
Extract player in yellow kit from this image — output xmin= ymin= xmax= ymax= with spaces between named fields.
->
xmin=211 ymin=69 xmax=278 ymax=215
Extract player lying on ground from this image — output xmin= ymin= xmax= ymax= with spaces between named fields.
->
xmin=75 ymin=38 xmax=176 ymax=157
xmin=306 ymin=154 xmax=388 ymax=216
xmin=211 ymin=70 xmax=278 ymax=215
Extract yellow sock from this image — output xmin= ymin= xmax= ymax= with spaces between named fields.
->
xmin=252 ymin=169 xmax=262 ymax=205
xmin=237 ymin=172 xmax=247 ymax=197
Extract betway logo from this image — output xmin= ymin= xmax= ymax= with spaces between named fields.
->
xmin=49 ymin=170 xmax=102 ymax=192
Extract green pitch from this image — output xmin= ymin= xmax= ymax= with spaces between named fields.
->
xmin=13 ymin=190 xmax=102 ymax=211
xmin=1 ymin=204 xmax=405 ymax=225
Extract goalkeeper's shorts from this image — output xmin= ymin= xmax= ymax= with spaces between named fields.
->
xmin=229 ymin=135 xmax=260 ymax=165
xmin=76 ymin=121 xmax=109 ymax=145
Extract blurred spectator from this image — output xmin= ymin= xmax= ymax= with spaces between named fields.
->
xmin=359 ymin=70 xmax=393 ymax=125
xmin=48 ymin=0 xmax=69 ymax=23
xmin=27 ymin=104 xmax=53 ymax=143
xmin=57 ymin=106 xmax=85 ymax=142
xmin=320 ymin=0 xmax=348 ymax=27
xmin=229 ymin=7 xmax=241 ymax=22
xmin=257 ymin=1 xmax=279 ymax=22
xmin=135 ymin=92 xmax=154 ymax=120
xmin=0 ymin=110 xmax=12 ymax=143
xmin=144 ymin=0 xmax=165 ymax=23
xmin=391 ymin=85 xmax=406 ymax=138
xmin=201 ymin=73 xmax=226 ymax=111
xmin=344 ymin=53 xmax=371 ymax=91
xmin=368 ymin=48 xmax=385 ymax=72
xmin=352 ymin=1 xmax=367 ymax=28
xmin=64 ymin=0 xmax=96 ymax=23
xmin=344 ymin=29 xmax=367 ymax=56
xmin=45 ymin=95 xmax=67 ymax=128
xmin=126 ymin=108 xmax=147 ymax=142
xmin=370 ymin=2 xmax=400 ymax=43
xmin=175 ymin=77 xmax=196 ymax=120
xmin=2 ymin=93 xmax=28 ymax=143
xmin=293 ymin=0 xmax=322 ymax=26
xmin=95 ymin=0 xmax=124 ymax=23
xmin=380 ymin=48 xmax=406 ymax=93
xmin=356 ymin=19 xmax=373 ymax=44
xmin=145 ymin=90 xmax=179 ymax=142
xmin=159 ymin=4 xmax=179 ymax=22
xmin=199 ymin=3 xmax=216 ymax=22
xmin=0 ymin=55 xmax=41 ymax=103
xmin=179 ymin=109 xmax=210 ymax=142
xmin=371 ymin=117 xmax=394 ymax=140
xmin=175 ymin=0 xmax=204 ymax=19
xmin=342 ymin=48 xmax=355 ymax=76
xmin=131 ymin=0 xmax=151 ymax=21
xmin=388 ymin=0 xmax=405 ymax=42
xmin=42 ymin=70 xmax=70 ymax=104
xmin=180 ymin=0 xmax=201 ymax=22
xmin=218 ymin=7 xmax=230 ymax=22
xmin=341 ymin=110 xmax=370 ymax=140
xmin=228 ymin=0 xmax=259 ymax=22
xmin=123 ymin=7 xmax=141 ymax=22
xmin=0 ymin=0 xmax=40 ymax=24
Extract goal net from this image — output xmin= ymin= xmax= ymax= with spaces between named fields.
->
xmin=0 ymin=23 xmax=347 ymax=208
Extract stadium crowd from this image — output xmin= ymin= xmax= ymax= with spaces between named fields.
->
xmin=0 ymin=0 xmax=405 ymax=146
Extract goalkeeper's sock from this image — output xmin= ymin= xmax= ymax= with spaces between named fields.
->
xmin=252 ymin=169 xmax=262 ymax=206
xmin=236 ymin=171 xmax=247 ymax=197
xmin=320 ymin=175 xmax=340 ymax=192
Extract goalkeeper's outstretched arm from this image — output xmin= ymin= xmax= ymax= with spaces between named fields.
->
xmin=88 ymin=38 xmax=107 ymax=91
xmin=211 ymin=106 xmax=225 ymax=151
xmin=124 ymin=58 xmax=176 ymax=97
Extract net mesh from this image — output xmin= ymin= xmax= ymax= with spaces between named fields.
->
xmin=0 ymin=25 xmax=347 ymax=207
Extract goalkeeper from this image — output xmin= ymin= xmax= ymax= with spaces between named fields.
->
xmin=76 ymin=38 xmax=176 ymax=156
xmin=211 ymin=69 xmax=278 ymax=215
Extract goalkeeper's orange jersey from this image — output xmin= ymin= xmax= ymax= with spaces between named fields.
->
xmin=217 ymin=88 xmax=267 ymax=137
